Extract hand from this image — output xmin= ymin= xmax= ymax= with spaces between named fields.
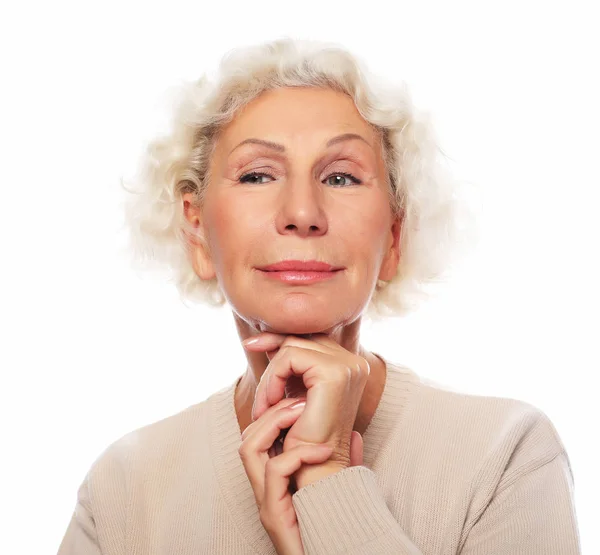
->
xmin=243 ymin=332 xmax=370 ymax=488
xmin=238 ymin=396 xmax=334 ymax=554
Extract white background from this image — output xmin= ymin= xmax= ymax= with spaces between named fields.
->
xmin=1 ymin=1 xmax=597 ymax=553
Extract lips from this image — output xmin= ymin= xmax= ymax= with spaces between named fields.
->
xmin=259 ymin=260 xmax=343 ymax=272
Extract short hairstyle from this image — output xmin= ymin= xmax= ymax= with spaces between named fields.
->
xmin=121 ymin=37 xmax=480 ymax=321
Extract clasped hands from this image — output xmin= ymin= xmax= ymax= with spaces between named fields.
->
xmin=238 ymin=332 xmax=370 ymax=555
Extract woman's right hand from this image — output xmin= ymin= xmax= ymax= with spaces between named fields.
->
xmin=238 ymin=397 xmax=333 ymax=555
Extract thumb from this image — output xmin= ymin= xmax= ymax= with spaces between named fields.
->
xmin=349 ymin=430 xmax=364 ymax=467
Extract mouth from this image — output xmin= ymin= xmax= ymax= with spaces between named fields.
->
xmin=256 ymin=260 xmax=345 ymax=284
xmin=258 ymin=260 xmax=344 ymax=272
xmin=257 ymin=268 xmax=343 ymax=284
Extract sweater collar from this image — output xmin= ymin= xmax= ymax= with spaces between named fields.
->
xmin=208 ymin=352 xmax=418 ymax=553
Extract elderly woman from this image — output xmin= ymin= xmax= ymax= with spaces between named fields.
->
xmin=58 ymin=38 xmax=581 ymax=554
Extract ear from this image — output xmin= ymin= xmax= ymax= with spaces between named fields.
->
xmin=182 ymin=192 xmax=216 ymax=281
xmin=378 ymin=215 xmax=401 ymax=282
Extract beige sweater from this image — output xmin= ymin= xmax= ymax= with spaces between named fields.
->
xmin=57 ymin=356 xmax=581 ymax=554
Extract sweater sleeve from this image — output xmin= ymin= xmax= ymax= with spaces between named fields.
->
xmin=57 ymin=473 xmax=103 ymax=555
xmin=291 ymin=465 xmax=423 ymax=554
xmin=292 ymin=451 xmax=581 ymax=555
xmin=57 ymin=439 xmax=129 ymax=555
xmin=460 ymin=451 xmax=581 ymax=554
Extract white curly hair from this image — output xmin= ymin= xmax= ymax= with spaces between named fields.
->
xmin=120 ymin=36 xmax=480 ymax=321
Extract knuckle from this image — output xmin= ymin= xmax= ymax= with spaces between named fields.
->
xmin=358 ymin=357 xmax=370 ymax=375
xmin=238 ymin=442 xmax=249 ymax=458
xmin=338 ymin=363 xmax=353 ymax=382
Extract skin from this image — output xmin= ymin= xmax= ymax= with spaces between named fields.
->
xmin=181 ymin=85 xmax=401 ymax=441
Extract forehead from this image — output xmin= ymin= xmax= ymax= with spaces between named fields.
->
xmin=217 ymin=87 xmax=379 ymax=152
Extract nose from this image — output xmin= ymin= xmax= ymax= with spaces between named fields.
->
xmin=274 ymin=177 xmax=328 ymax=237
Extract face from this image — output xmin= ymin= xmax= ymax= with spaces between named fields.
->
xmin=183 ymin=86 xmax=400 ymax=336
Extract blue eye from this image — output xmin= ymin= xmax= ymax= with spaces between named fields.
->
xmin=238 ymin=172 xmax=362 ymax=187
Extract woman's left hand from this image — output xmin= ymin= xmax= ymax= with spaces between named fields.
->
xmin=243 ymin=332 xmax=370 ymax=489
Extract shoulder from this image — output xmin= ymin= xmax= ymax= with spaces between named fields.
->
xmin=408 ymin=372 xmax=569 ymax=477
xmin=84 ymin=390 xmax=219 ymax=498
xmin=67 ymin=392 xmax=222 ymax=547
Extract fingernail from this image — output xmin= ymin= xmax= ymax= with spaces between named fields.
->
xmin=242 ymin=338 xmax=261 ymax=347
xmin=288 ymin=400 xmax=306 ymax=410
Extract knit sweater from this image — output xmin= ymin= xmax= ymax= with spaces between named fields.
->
xmin=57 ymin=355 xmax=581 ymax=554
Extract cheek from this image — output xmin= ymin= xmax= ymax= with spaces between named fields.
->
xmin=365 ymin=195 xmax=392 ymax=239
xmin=343 ymin=206 xmax=389 ymax=255
xmin=207 ymin=203 xmax=261 ymax=268
xmin=203 ymin=206 xmax=238 ymax=267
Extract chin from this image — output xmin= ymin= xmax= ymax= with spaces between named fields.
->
xmin=254 ymin=308 xmax=345 ymax=336
xmin=234 ymin=291 xmax=362 ymax=335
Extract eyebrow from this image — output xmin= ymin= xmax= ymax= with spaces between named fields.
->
xmin=229 ymin=132 xmax=372 ymax=156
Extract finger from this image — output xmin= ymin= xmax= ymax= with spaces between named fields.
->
xmin=253 ymin=348 xmax=338 ymax=421
xmin=264 ymin=333 xmax=335 ymax=363
xmin=263 ymin=443 xmax=333 ymax=507
xmin=241 ymin=397 xmax=302 ymax=441
xmin=243 ymin=332 xmax=335 ymax=354
xmin=349 ymin=430 xmax=363 ymax=467
xmin=246 ymin=335 xmax=335 ymax=417
xmin=243 ymin=400 xmax=305 ymax=454
xmin=239 ymin=402 xmax=307 ymax=507
xmin=242 ymin=332 xmax=288 ymax=352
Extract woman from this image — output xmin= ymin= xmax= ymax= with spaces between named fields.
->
xmin=58 ymin=38 xmax=581 ymax=554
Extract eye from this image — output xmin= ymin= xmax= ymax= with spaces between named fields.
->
xmin=239 ymin=171 xmax=362 ymax=187
xmin=324 ymin=172 xmax=362 ymax=187
xmin=239 ymin=172 xmax=274 ymax=185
